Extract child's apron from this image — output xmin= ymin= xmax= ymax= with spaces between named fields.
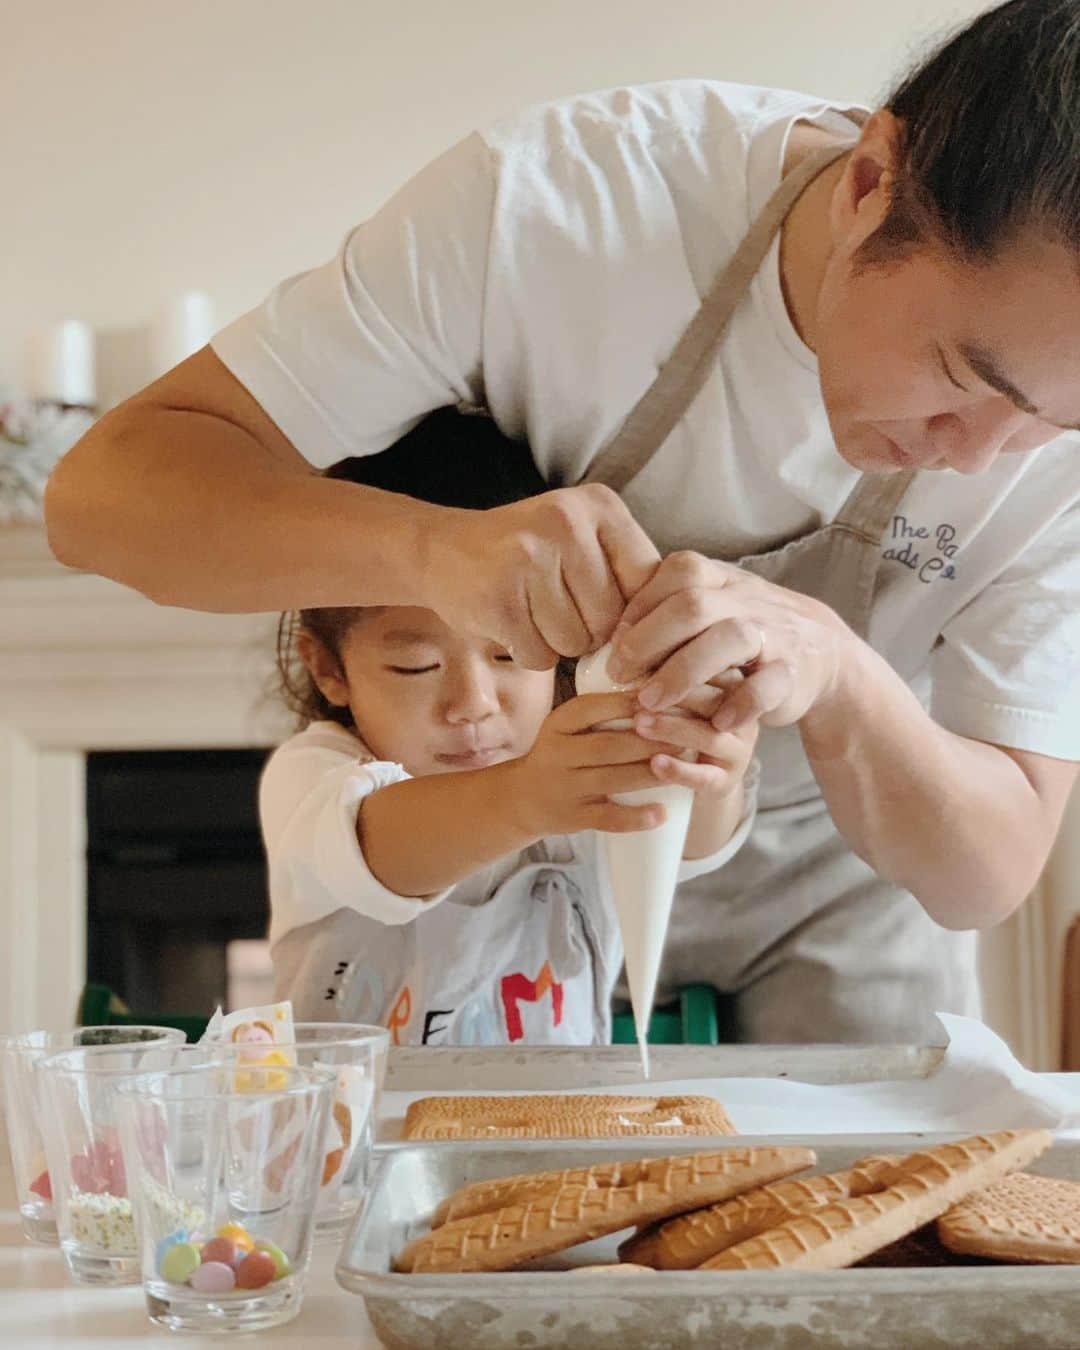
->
xmin=272 ymin=843 xmax=620 ymax=1046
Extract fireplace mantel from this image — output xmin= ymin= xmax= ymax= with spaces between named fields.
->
xmin=1 ymin=526 xmax=288 ymax=748
xmin=0 ymin=525 xmax=1064 ymax=1065
xmin=1 ymin=524 xmax=288 ymax=1036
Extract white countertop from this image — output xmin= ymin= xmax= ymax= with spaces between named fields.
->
xmin=0 ymin=1163 xmax=377 ymax=1349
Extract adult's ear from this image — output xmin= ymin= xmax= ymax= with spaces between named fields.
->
xmin=295 ymin=629 xmax=351 ymax=708
xmin=830 ymin=109 xmax=905 ymax=249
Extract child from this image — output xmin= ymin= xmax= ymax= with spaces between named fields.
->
xmin=262 ymin=408 xmax=759 ymax=1046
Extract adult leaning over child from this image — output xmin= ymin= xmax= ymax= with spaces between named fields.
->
xmin=46 ymin=0 xmax=1080 ymax=1042
xmin=263 ymin=409 xmax=760 ymax=1046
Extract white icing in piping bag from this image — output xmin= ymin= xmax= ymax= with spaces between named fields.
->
xmin=575 ymin=642 xmax=695 ymax=1079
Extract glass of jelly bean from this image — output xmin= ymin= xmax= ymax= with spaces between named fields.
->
xmin=207 ymin=1022 xmax=390 ymax=1241
xmin=1 ymin=1025 xmax=186 ymax=1247
xmin=116 ymin=1061 xmax=334 ymax=1333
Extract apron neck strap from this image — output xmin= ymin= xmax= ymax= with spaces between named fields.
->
xmin=581 ymin=142 xmax=852 ymax=492
xmin=833 ymin=464 xmax=917 ymax=541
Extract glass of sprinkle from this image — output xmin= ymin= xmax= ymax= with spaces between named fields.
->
xmin=36 ymin=1041 xmax=210 ymax=1282
xmin=0 ymin=1026 xmax=185 ymax=1246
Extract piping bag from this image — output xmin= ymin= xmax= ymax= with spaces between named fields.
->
xmin=576 ymin=642 xmax=695 ymax=1079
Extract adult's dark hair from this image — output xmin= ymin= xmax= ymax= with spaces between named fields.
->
xmin=858 ymin=0 xmax=1080 ymax=267
xmin=275 ymin=406 xmax=566 ymax=728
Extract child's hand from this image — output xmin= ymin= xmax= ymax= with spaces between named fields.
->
xmin=505 ymin=691 xmax=690 ymax=837
xmin=631 ymin=684 xmax=759 ymax=799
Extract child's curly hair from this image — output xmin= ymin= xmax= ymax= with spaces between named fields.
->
xmin=275 ymin=406 xmax=576 ymax=729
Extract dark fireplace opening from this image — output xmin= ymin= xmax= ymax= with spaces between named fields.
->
xmin=86 ymin=748 xmax=273 ymax=1017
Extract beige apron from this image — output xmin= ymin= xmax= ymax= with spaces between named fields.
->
xmin=582 ymin=142 xmax=981 ymax=1043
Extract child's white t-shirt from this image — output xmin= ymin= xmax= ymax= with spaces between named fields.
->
xmin=214 ymin=80 xmax=1080 ymax=761
xmin=260 ymin=720 xmax=757 ymax=1045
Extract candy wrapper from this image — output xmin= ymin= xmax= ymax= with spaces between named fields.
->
xmin=203 ymin=1001 xmax=298 ymax=1087
xmin=203 ymin=1002 xmax=307 ymax=1206
xmin=201 ymin=1002 xmax=370 ymax=1212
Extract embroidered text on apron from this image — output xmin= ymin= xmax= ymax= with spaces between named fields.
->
xmin=581 ymin=140 xmax=980 ymax=1043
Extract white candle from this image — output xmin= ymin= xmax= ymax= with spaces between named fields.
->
xmin=26 ymin=320 xmax=96 ymax=407
xmin=151 ymin=291 xmax=215 ymax=377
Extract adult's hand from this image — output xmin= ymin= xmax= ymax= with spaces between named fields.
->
xmin=606 ymin=550 xmax=1080 ymax=934
xmin=606 ymin=551 xmax=852 ymax=730
xmin=422 ymin=484 xmax=660 ymax=668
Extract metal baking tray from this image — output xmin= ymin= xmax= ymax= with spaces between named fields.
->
xmin=382 ymin=1043 xmax=945 ymax=1091
xmin=336 ymin=1133 xmax=1080 ymax=1350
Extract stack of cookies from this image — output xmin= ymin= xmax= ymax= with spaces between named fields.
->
xmin=393 ymin=1128 xmax=1080 ymax=1274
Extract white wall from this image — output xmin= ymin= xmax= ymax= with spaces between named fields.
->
xmin=5 ymin=0 xmax=984 ymax=406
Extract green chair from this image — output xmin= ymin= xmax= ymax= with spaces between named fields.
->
xmin=77 ymin=983 xmax=208 ymax=1043
xmin=611 ymin=983 xmax=721 ymax=1046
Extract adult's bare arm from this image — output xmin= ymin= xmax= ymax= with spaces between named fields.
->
xmin=612 ymin=552 xmax=1078 ymax=928
xmin=44 ymin=348 xmax=659 ymax=660
xmin=795 ymin=640 xmax=1078 ymax=930
xmin=44 ymin=346 xmax=445 ymax=614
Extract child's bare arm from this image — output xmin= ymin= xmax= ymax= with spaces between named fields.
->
xmin=631 ymin=701 xmax=760 ymax=861
xmin=682 ymin=780 xmax=749 ymax=861
xmin=356 ymin=761 xmax=535 ymax=898
xmin=357 ymin=692 xmax=686 ymax=897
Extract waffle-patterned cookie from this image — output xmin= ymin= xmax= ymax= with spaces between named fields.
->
xmin=619 ymin=1156 xmax=900 ymax=1270
xmin=403 ymin=1093 xmax=736 ymax=1140
xmin=394 ymin=1145 xmax=816 ymax=1273
xmin=938 ymin=1171 xmax=1080 ymax=1264
xmin=847 ymin=1152 xmax=910 ymax=1184
xmin=701 ymin=1130 xmax=1051 ymax=1272
xmin=433 ymin=1157 xmax=663 ymax=1228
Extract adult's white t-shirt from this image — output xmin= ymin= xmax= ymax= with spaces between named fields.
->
xmin=213 ymin=80 xmax=1080 ymax=761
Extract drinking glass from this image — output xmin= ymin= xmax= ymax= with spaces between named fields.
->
xmin=36 ymin=1041 xmax=209 ymax=1282
xmin=0 ymin=1025 xmax=185 ymax=1245
xmin=207 ymin=1022 xmax=389 ymax=1240
xmin=116 ymin=1062 xmax=334 ymax=1333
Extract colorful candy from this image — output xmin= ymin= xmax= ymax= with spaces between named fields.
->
xmin=253 ymin=1239 xmax=290 ymax=1279
xmin=198 ymin=1236 xmax=237 ymax=1267
xmin=189 ymin=1260 xmax=237 ymax=1294
xmin=155 ymin=1227 xmax=189 ymax=1268
xmin=235 ymin=1250 xmax=277 ymax=1289
xmin=156 ymin=1221 xmax=291 ymax=1295
xmin=216 ymin=1221 xmax=255 ymax=1253
xmin=160 ymin=1241 xmax=201 ymax=1285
